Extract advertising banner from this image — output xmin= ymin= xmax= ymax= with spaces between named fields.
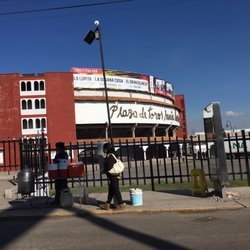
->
xmin=149 ymin=75 xmax=154 ymax=94
xmin=72 ymin=68 xmax=175 ymax=99
xmin=154 ymin=78 xmax=174 ymax=98
xmin=72 ymin=68 xmax=149 ymax=93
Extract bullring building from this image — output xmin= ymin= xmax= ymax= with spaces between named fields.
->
xmin=0 ymin=68 xmax=187 ymax=146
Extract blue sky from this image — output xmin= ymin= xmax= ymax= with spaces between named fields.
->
xmin=0 ymin=0 xmax=249 ymax=134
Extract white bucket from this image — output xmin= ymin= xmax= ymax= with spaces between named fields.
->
xmin=129 ymin=188 xmax=143 ymax=206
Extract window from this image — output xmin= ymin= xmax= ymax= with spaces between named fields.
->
xmin=28 ymin=119 xmax=33 ymax=129
xmin=27 ymin=81 xmax=31 ymax=91
xmin=22 ymin=118 xmax=46 ymax=130
xmin=22 ymin=119 xmax=28 ymax=129
xmin=34 ymin=81 xmax=39 ymax=91
xmin=27 ymin=100 xmax=32 ymax=109
xmin=41 ymin=99 xmax=46 ymax=109
xmin=20 ymin=80 xmax=45 ymax=93
xmin=21 ymin=82 xmax=26 ymax=91
xmin=35 ymin=99 xmax=40 ymax=109
xmin=21 ymin=100 xmax=26 ymax=110
xmin=41 ymin=118 xmax=46 ymax=128
xmin=21 ymin=98 xmax=46 ymax=112
xmin=40 ymin=81 xmax=45 ymax=90
xmin=36 ymin=119 xmax=41 ymax=128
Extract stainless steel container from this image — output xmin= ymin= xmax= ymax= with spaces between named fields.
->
xmin=17 ymin=168 xmax=35 ymax=195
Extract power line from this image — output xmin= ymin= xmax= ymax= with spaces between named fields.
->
xmin=0 ymin=0 xmax=135 ymax=16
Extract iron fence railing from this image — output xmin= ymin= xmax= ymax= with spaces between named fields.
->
xmin=1 ymin=131 xmax=250 ymax=190
xmin=0 ymin=139 xmax=20 ymax=172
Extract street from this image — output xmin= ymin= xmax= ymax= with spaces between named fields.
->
xmin=0 ymin=209 xmax=250 ymax=249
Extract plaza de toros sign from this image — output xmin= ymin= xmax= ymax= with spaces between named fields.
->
xmin=110 ymin=104 xmax=178 ymax=123
xmin=75 ymin=102 xmax=179 ymax=126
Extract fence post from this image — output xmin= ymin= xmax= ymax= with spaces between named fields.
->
xmin=242 ymin=130 xmax=250 ymax=186
xmin=147 ymin=137 xmax=155 ymax=191
xmin=40 ymin=130 xmax=46 ymax=191
xmin=19 ymin=138 xmax=23 ymax=170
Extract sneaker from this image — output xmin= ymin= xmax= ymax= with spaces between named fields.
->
xmin=99 ymin=203 xmax=110 ymax=210
xmin=113 ymin=204 xmax=125 ymax=211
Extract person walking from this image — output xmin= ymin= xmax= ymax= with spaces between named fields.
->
xmin=99 ymin=142 xmax=125 ymax=211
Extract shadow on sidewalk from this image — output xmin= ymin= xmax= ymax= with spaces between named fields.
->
xmin=157 ymin=189 xmax=192 ymax=196
xmin=157 ymin=189 xmax=212 ymax=198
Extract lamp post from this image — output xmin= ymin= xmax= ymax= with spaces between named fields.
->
xmin=84 ymin=20 xmax=114 ymax=146
xmin=226 ymin=120 xmax=233 ymax=131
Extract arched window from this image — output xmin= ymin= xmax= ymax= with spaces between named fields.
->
xmin=41 ymin=99 xmax=46 ymax=109
xmin=21 ymin=82 xmax=26 ymax=91
xmin=41 ymin=118 xmax=46 ymax=128
xmin=22 ymin=119 xmax=27 ymax=129
xmin=27 ymin=81 xmax=31 ymax=91
xmin=27 ymin=100 xmax=32 ymax=109
xmin=36 ymin=118 xmax=41 ymax=128
xmin=40 ymin=81 xmax=45 ymax=90
xmin=35 ymin=99 xmax=40 ymax=109
xmin=21 ymin=100 xmax=26 ymax=110
xmin=34 ymin=81 xmax=39 ymax=91
xmin=28 ymin=119 xmax=33 ymax=129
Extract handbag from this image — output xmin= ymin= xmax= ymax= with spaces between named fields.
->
xmin=108 ymin=153 xmax=125 ymax=175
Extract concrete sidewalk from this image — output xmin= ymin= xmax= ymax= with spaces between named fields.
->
xmin=0 ymin=172 xmax=249 ymax=218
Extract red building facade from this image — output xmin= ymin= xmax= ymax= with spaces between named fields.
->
xmin=175 ymin=94 xmax=188 ymax=138
xmin=0 ymin=70 xmax=187 ymax=145
xmin=0 ymin=72 xmax=76 ymax=146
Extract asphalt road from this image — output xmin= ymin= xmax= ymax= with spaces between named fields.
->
xmin=0 ymin=209 xmax=250 ymax=249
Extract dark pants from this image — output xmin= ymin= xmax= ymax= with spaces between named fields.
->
xmin=55 ymin=179 xmax=68 ymax=204
xmin=107 ymin=177 xmax=123 ymax=205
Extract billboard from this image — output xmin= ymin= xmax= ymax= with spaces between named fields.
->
xmin=72 ymin=68 xmax=174 ymax=99
xmin=72 ymin=68 xmax=149 ymax=93
xmin=154 ymin=79 xmax=174 ymax=98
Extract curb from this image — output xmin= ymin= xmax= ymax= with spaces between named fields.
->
xmin=0 ymin=204 xmax=245 ymax=219
xmin=83 ymin=205 xmax=244 ymax=215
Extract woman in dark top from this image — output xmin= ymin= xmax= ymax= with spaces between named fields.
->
xmin=99 ymin=143 xmax=124 ymax=210
xmin=53 ymin=142 xmax=68 ymax=205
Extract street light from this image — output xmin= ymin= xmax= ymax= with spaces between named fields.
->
xmin=225 ymin=120 xmax=233 ymax=131
xmin=84 ymin=20 xmax=114 ymax=146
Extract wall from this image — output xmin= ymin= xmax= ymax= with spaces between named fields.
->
xmin=0 ymin=74 xmax=21 ymax=138
xmin=175 ymin=94 xmax=188 ymax=138
xmin=45 ymin=72 xmax=76 ymax=145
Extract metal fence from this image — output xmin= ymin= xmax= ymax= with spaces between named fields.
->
xmin=0 ymin=138 xmax=20 ymax=172
xmin=1 ymin=130 xmax=250 ymax=190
